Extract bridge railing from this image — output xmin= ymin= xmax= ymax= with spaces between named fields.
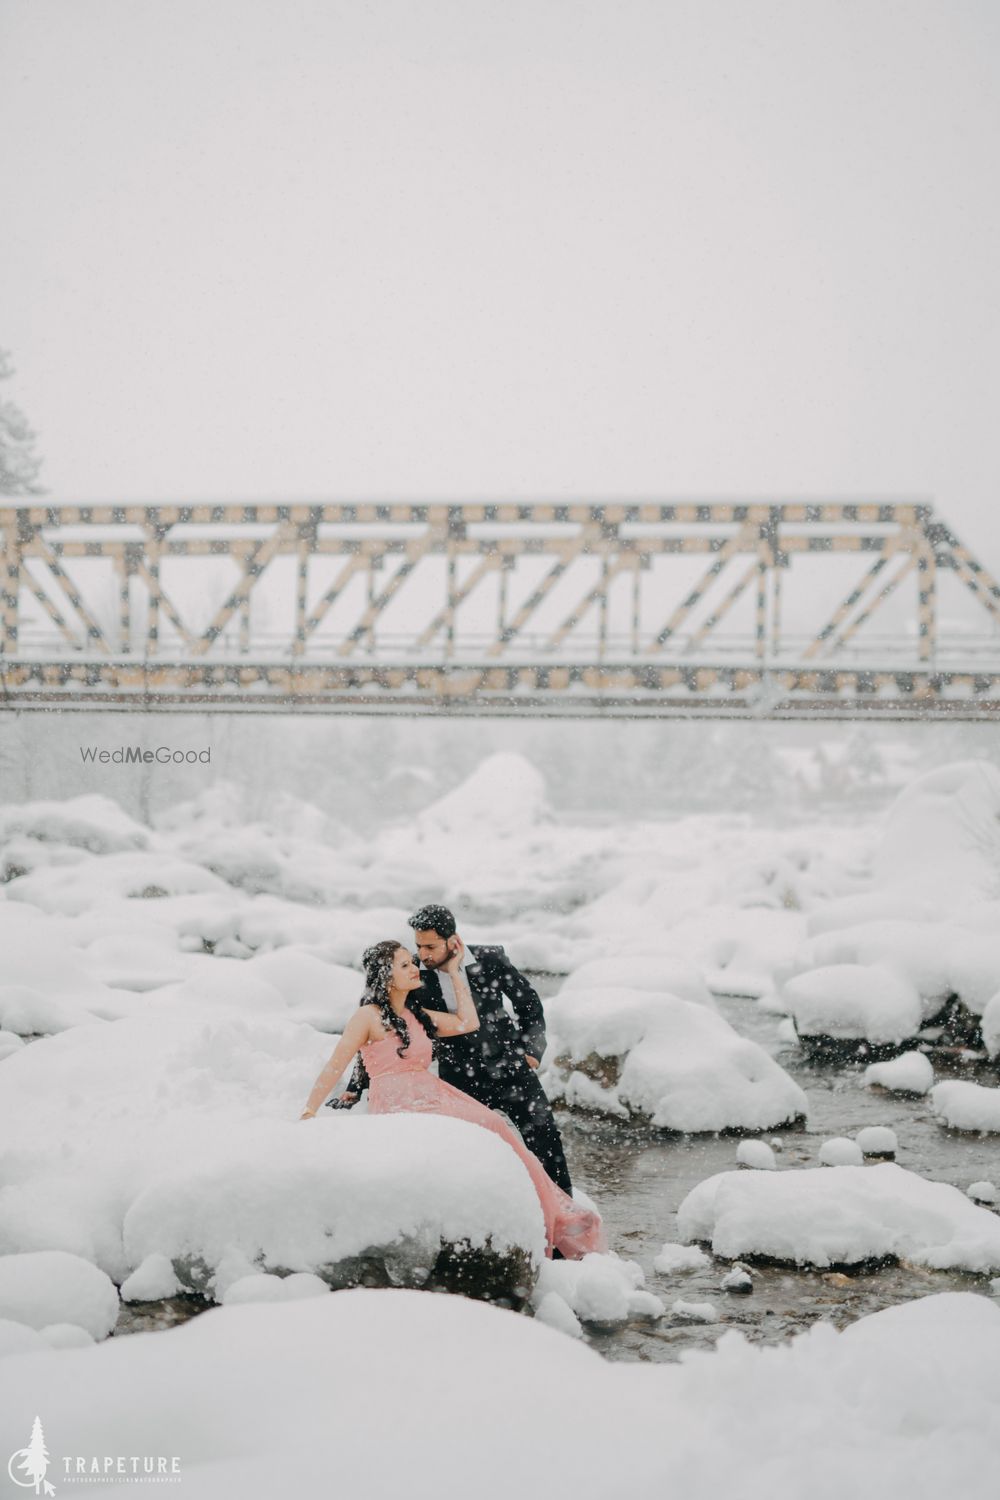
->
xmin=8 ymin=626 xmax=1000 ymax=665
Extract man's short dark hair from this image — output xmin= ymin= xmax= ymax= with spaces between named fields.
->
xmin=408 ymin=904 xmax=457 ymax=939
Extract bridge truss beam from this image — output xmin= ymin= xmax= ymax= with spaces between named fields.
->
xmin=1 ymin=500 xmax=999 ymax=718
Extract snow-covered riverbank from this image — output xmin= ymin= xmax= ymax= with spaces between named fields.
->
xmin=2 ymin=752 xmax=1000 ymax=1486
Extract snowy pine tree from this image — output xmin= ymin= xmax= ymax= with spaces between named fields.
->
xmin=0 ymin=349 xmax=44 ymax=494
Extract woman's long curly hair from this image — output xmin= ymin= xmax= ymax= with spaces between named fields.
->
xmin=361 ymin=940 xmax=439 ymax=1058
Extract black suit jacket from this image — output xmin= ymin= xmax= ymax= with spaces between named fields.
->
xmin=343 ymin=945 xmax=547 ymax=1099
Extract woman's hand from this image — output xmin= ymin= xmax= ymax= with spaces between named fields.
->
xmin=299 ymin=1108 xmax=317 ymax=1120
xmin=442 ymin=934 xmax=465 ymax=975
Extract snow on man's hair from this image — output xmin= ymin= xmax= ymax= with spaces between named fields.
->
xmin=408 ymin=904 xmax=456 ymax=939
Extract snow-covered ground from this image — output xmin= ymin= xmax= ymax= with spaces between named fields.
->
xmin=2 ymin=1289 xmax=999 ymax=1499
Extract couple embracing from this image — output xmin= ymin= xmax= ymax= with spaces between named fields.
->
xmin=300 ymin=904 xmax=605 ymax=1260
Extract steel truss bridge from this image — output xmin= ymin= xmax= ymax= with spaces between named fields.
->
xmin=2 ymin=499 xmax=1000 ymax=718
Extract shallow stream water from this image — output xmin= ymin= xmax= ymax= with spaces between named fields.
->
xmin=563 ymin=993 xmax=1000 ymax=1363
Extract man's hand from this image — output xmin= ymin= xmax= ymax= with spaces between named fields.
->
xmin=525 ymin=1055 xmax=539 ymax=1069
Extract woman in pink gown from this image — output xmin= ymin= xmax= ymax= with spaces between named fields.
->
xmin=300 ymin=938 xmax=605 ymax=1261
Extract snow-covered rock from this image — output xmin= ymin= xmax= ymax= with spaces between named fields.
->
xmin=5 ymin=850 xmax=227 ymax=915
xmin=930 ymin=1081 xmax=1000 ymax=1134
xmin=780 ymin=964 xmax=923 ymax=1045
xmin=530 ymin=1253 xmax=664 ymax=1326
xmin=417 ymin=752 xmax=549 ymax=839
xmin=787 ymin=921 xmax=1000 ymax=1024
xmin=653 ymin=1243 xmax=712 ymax=1274
xmin=818 ymin=1137 xmax=864 ymax=1167
xmin=856 ymin=1125 xmax=898 ymax=1159
xmin=0 ymin=794 xmax=149 ymax=854
xmin=983 ymin=992 xmax=1000 ymax=1060
xmin=0 ymin=1251 xmax=119 ymax=1340
xmin=532 ymin=1290 xmax=583 ymax=1339
xmin=544 ymin=988 xmax=807 ymax=1133
xmin=778 ymin=767 xmax=1000 ymax=1053
xmin=678 ymin=1163 xmax=1000 ymax=1272
xmin=124 ymin=1113 xmax=544 ymax=1301
xmin=671 ymin=1298 xmax=719 ymax=1322
xmin=864 ymin=1051 xmax=934 ymax=1095
xmin=874 ymin=761 xmax=1000 ymax=903
xmin=968 ymin=1182 xmax=1000 ymax=1207
xmin=121 ymin=1254 xmax=183 ymax=1303
xmin=736 ymin=1140 xmax=777 ymax=1170
xmin=171 ymin=828 xmax=289 ymax=893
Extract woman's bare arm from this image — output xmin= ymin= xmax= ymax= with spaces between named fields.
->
xmin=430 ymin=947 xmax=480 ymax=1037
xmin=300 ymin=1009 xmax=375 ymax=1118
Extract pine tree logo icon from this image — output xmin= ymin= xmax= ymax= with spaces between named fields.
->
xmin=7 ymin=1415 xmax=56 ymax=1495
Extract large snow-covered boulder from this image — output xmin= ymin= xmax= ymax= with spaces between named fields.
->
xmin=777 ymin=765 xmax=1000 ymax=1049
xmin=543 ymin=987 xmax=807 ymax=1132
xmin=417 ymin=752 xmax=549 ymax=839
xmin=1 ymin=1289 xmax=999 ymax=1498
xmin=802 ymin=762 xmax=1000 ymax=939
xmin=779 ymin=964 xmax=923 ymax=1046
xmin=677 ymin=1162 xmax=1000 ymax=1272
xmin=874 ymin=760 xmax=1000 ymax=901
xmin=783 ymin=920 xmax=1000 ymax=1020
xmin=124 ymin=1113 xmax=544 ymax=1304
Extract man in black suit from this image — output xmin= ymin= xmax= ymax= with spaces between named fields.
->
xmin=337 ymin=903 xmax=573 ymax=1195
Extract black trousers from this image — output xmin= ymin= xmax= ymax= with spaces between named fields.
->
xmin=441 ymin=1059 xmax=573 ymax=1196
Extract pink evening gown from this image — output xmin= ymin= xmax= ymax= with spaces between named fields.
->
xmin=359 ymin=1011 xmax=606 ymax=1260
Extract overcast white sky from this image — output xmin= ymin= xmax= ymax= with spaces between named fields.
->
xmin=2 ymin=0 xmax=998 ymax=553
